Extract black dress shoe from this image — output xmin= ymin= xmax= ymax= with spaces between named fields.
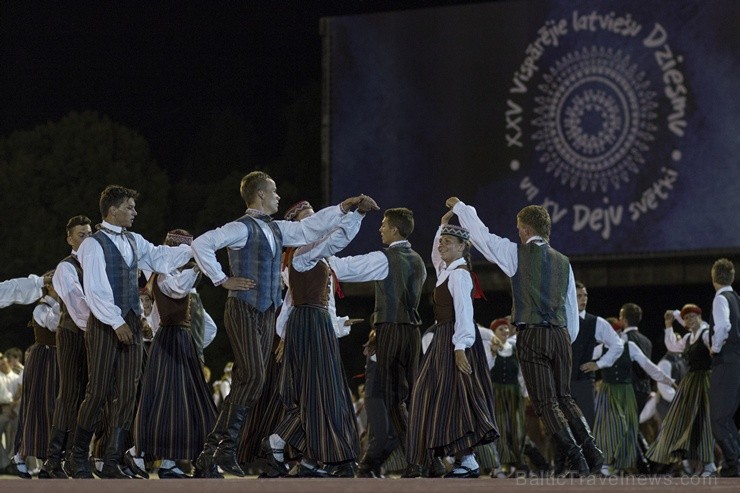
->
xmin=426 ymin=456 xmax=447 ymax=477
xmin=400 ymin=464 xmax=422 ymax=478
xmin=327 ymin=461 xmax=356 ymax=478
xmin=259 ymin=437 xmax=289 ymax=477
xmin=444 ymin=465 xmax=481 ymax=478
xmin=296 ymin=464 xmax=330 ymax=477
xmin=99 ymin=463 xmax=134 ymax=479
xmin=158 ymin=466 xmax=190 ymax=479
xmin=7 ymin=459 xmax=32 ymax=479
xmin=123 ymin=450 xmax=150 ymax=479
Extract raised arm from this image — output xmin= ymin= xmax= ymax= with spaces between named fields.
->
xmin=291 ymin=211 xmax=365 ymax=272
xmin=629 ymin=342 xmax=674 ymax=386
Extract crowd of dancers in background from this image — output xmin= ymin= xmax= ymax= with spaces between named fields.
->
xmin=0 ymin=171 xmax=738 ymax=480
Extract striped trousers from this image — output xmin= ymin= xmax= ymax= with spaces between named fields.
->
xmin=77 ymin=311 xmax=143 ymax=431
xmin=51 ymin=326 xmax=87 ymax=431
xmin=516 ymin=326 xmax=585 ymax=434
xmin=364 ymin=323 xmax=420 ymax=460
xmin=220 ymin=297 xmax=275 ymax=408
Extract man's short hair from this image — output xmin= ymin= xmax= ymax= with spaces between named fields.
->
xmin=66 ymin=215 xmax=92 ymax=236
xmin=384 ymin=208 xmax=415 ymax=239
xmin=575 ymin=281 xmax=586 ymax=290
xmin=621 ymin=303 xmax=643 ymax=326
xmin=712 ymin=258 xmax=735 ymax=286
xmin=4 ymin=347 xmax=23 ymax=361
xmin=99 ymin=185 xmax=139 ymax=218
xmin=239 ymin=171 xmax=272 ymax=204
xmin=517 ymin=205 xmax=551 ymax=240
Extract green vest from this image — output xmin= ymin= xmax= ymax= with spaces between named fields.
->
xmin=372 ymin=243 xmax=426 ymax=325
xmin=511 ymin=241 xmax=569 ymax=326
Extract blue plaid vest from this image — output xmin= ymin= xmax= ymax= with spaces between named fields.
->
xmin=92 ymin=230 xmax=140 ymax=317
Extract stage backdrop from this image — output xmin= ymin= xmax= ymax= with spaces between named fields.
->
xmin=322 ymin=0 xmax=740 ymax=259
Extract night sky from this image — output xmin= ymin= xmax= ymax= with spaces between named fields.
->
xmin=1 ymin=1 xmax=484 ymax=181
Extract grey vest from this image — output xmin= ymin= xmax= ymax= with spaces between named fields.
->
xmin=227 ymin=214 xmax=283 ymax=312
xmin=92 ymin=230 xmax=140 ymax=317
xmin=372 ymin=244 xmax=426 ymax=325
xmin=511 ymin=242 xmax=569 ymax=326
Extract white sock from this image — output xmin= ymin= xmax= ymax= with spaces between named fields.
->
xmin=161 ymin=459 xmax=176 ymax=469
xmin=13 ymin=454 xmax=28 ymax=473
xmin=601 ymin=464 xmax=611 ymax=476
xmin=461 ymin=454 xmax=478 ymax=469
xmin=269 ymin=434 xmax=286 ymax=462
xmin=701 ymin=462 xmax=717 ymax=476
xmin=682 ymin=459 xmax=692 ymax=474
xmin=301 ymin=459 xmax=326 ymax=472
xmin=94 ymin=458 xmax=104 ymax=472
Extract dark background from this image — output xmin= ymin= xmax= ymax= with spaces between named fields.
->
xmin=0 ymin=1 xmax=735 ymax=391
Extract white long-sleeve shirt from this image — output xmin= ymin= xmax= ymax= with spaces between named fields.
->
xmin=579 ymin=310 xmax=624 ymax=369
xmin=192 ymin=205 xmax=346 ymax=286
xmin=452 ymin=201 xmax=579 ymax=342
xmin=594 ymin=341 xmax=674 ymax=386
xmin=431 ymin=226 xmax=476 ymax=350
xmin=711 ymin=286 xmax=735 ymax=354
xmin=52 ymin=252 xmax=90 ymax=330
xmin=0 ymin=275 xmax=44 ymax=308
xmin=664 ymin=324 xmax=711 ymax=353
xmin=33 ymin=295 xmax=61 ymax=332
xmin=77 ymin=221 xmax=192 ymax=330
xmin=276 ymin=211 xmax=365 ymax=339
xmin=150 ymin=268 xmax=199 ymax=336
xmin=329 ymin=240 xmax=412 ymax=282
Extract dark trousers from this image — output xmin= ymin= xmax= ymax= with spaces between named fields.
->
xmin=710 ymin=361 xmax=740 ymax=443
xmin=516 ymin=326 xmax=586 ymax=434
xmin=570 ymin=379 xmax=595 ymax=429
xmin=220 ymin=298 xmax=275 ymax=408
xmin=363 ymin=323 xmax=420 ymax=462
xmin=52 ymin=326 xmax=88 ymax=431
xmin=77 ymin=312 xmax=143 ymax=431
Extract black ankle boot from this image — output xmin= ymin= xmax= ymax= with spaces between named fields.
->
xmin=552 ymin=428 xmax=589 ymax=477
xmin=213 ymin=404 xmax=249 ymax=477
xmin=524 ymin=440 xmax=550 ymax=476
xmin=69 ymin=426 xmax=95 ymax=479
xmin=569 ymin=416 xmax=603 ymax=474
xmin=194 ymin=406 xmax=231 ymax=478
xmin=718 ymin=437 xmax=740 ymax=477
xmin=41 ymin=427 xmax=68 ymax=478
xmin=99 ymin=428 xmax=134 ymax=479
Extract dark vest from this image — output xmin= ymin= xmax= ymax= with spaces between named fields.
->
xmin=511 ymin=242 xmax=569 ymax=326
xmin=92 ymin=230 xmax=140 ymax=317
xmin=491 ymin=349 xmax=520 ymax=385
xmin=433 ymin=267 xmax=473 ymax=324
xmin=601 ymin=343 xmax=632 ymax=384
xmin=571 ymin=313 xmax=598 ymax=381
xmin=713 ymin=290 xmax=740 ymax=365
xmin=227 ymin=214 xmax=283 ymax=312
xmin=151 ymin=273 xmax=191 ymax=328
xmin=662 ymin=351 xmax=688 ymax=384
xmin=189 ymin=292 xmax=206 ymax=357
xmin=372 ymin=244 xmax=425 ymax=325
xmin=29 ymin=302 xmax=57 ymax=347
xmin=625 ymin=329 xmax=652 ymax=395
xmin=57 ymin=255 xmax=84 ymax=333
xmin=289 ymin=260 xmax=330 ymax=307
xmin=686 ymin=328 xmax=712 ymax=372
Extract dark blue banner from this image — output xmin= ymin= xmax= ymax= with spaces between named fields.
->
xmin=324 ymin=0 xmax=740 ymax=258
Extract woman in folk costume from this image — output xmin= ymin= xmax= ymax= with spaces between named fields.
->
xmin=645 ymin=304 xmax=717 ymax=477
xmin=584 ymin=318 xmax=675 ymax=476
xmin=133 ymin=230 xmax=217 ymax=479
xmin=237 ymin=200 xmax=361 ymax=476
xmin=404 ymin=212 xmax=498 ymax=479
xmin=12 ymin=273 xmax=61 ymax=478
xmin=260 ymin=198 xmax=372 ymax=477
xmin=488 ymin=317 xmax=528 ymax=478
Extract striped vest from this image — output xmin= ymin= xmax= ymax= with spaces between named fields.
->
xmin=372 ymin=244 xmax=426 ymax=325
xmin=714 ymin=290 xmax=740 ymax=365
xmin=571 ymin=313 xmax=597 ymax=381
xmin=511 ymin=242 xmax=569 ymax=326
xmin=227 ymin=214 xmax=283 ymax=312
xmin=57 ymin=255 xmax=84 ymax=333
xmin=92 ymin=230 xmax=140 ymax=317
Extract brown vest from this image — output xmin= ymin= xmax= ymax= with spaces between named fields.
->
xmin=58 ymin=256 xmax=84 ymax=333
xmin=30 ymin=316 xmax=57 ymax=346
xmin=289 ymin=260 xmax=330 ymax=307
xmin=151 ymin=273 xmax=191 ymax=327
xmin=433 ymin=266 xmax=472 ymax=324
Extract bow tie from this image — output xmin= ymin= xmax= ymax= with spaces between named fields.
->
xmin=246 ymin=211 xmax=273 ymax=223
xmin=98 ymin=224 xmax=127 ymax=236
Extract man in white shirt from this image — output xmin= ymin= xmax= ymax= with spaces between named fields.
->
xmin=0 ymin=354 xmax=22 ymax=472
xmin=190 ymin=170 xmax=375 ymax=477
xmin=41 ymin=215 xmax=92 ymax=478
xmin=68 ymin=185 xmax=193 ymax=479
xmin=0 ymin=274 xmax=49 ymax=309
xmin=709 ymin=258 xmax=740 ymax=477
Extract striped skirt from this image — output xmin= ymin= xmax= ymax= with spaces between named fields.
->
xmin=274 ymin=306 xmax=359 ymax=463
xmin=134 ymin=325 xmax=216 ymax=459
xmin=645 ymin=370 xmax=714 ymax=464
xmin=593 ymin=382 xmax=638 ymax=470
xmin=237 ymin=331 xmax=290 ymax=464
xmin=492 ymin=383 xmax=525 ymax=465
xmin=17 ymin=343 xmax=59 ymax=458
xmin=406 ymin=322 xmax=499 ymax=465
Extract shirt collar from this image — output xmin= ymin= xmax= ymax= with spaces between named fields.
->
xmin=101 ymin=220 xmax=124 ymax=233
xmin=716 ymin=286 xmax=733 ymax=294
xmin=388 ymin=240 xmax=410 ymax=248
xmin=526 ymin=235 xmax=547 ymax=244
xmin=623 ymin=326 xmax=638 ymax=334
xmin=579 ymin=310 xmax=586 ymax=318
xmin=445 ymin=257 xmax=467 ymax=271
